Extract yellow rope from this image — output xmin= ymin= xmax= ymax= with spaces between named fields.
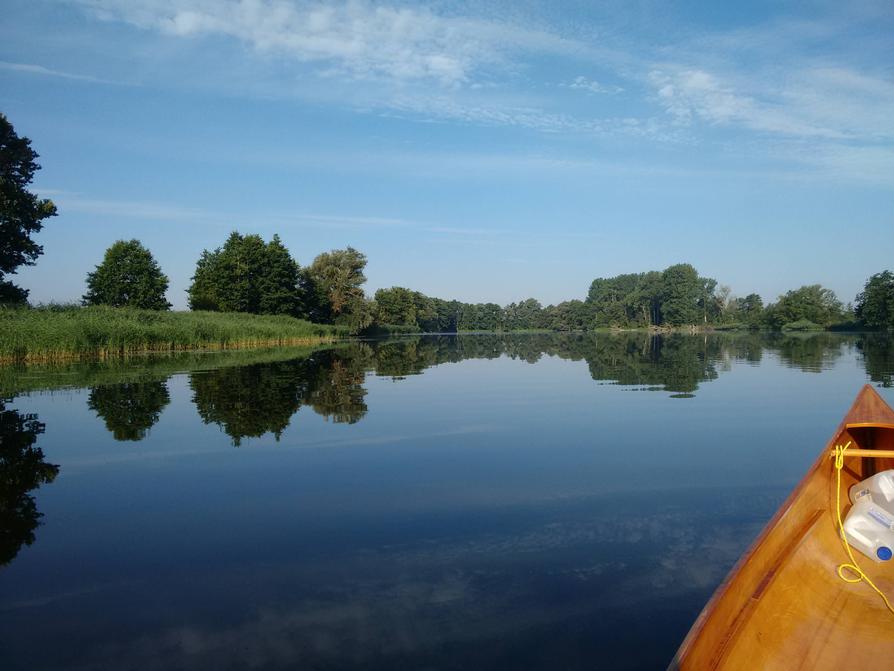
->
xmin=833 ymin=440 xmax=894 ymax=613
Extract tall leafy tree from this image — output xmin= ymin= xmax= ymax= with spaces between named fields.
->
xmin=187 ymin=249 xmax=219 ymax=311
xmin=83 ymin=239 xmax=171 ymax=310
xmin=660 ymin=263 xmax=703 ymax=325
xmin=0 ymin=114 xmax=57 ymax=304
xmin=188 ymin=232 xmax=304 ymax=316
xmin=503 ymin=298 xmax=543 ymax=330
xmin=375 ymin=287 xmax=418 ymax=326
xmin=259 ymin=234 xmax=303 ymax=316
xmin=856 ymin=271 xmax=894 ymax=330
xmin=698 ymin=277 xmax=720 ymax=323
xmin=307 ymin=247 xmax=368 ymax=323
xmin=736 ymin=293 xmax=764 ymax=327
xmin=764 ymin=284 xmax=843 ymax=328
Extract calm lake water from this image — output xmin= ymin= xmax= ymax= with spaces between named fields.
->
xmin=2 ymin=333 xmax=893 ymax=670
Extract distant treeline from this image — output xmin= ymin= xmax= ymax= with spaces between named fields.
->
xmin=43 ymin=232 xmax=894 ymax=334
xmin=372 ymin=265 xmax=893 ymax=333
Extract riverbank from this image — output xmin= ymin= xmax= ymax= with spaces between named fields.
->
xmin=0 ymin=306 xmax=346 ymax=363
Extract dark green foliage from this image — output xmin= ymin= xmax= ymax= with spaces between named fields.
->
xmin=503 ymin=298 xmax=544 ymax=331
xmin=260 ymin=235 xmax=304 ymax=316
xmin=432 ymin=298 xmax=461 ymax=332
xmin=372 ymin=294 xmax=463 ymax=333
xmin=856 ymin=271 xmax=894 ymax=330
xmin=763 ymin=284 xmax=843 ymax=329
xmin=0 ymin=281 xmax=29 ymax=306
xmin=0 ymin=401 xmax=58 ymax=565
xmin=736 ymin=293 xmax=764 ymax=328
xmin=660 ymin=264 xmax=704 ymax=326
xmin=458 ymin=302 xmax=503 ymax=331
xmin=584 ymin=264 xmax=721 ymax=328
xmin=374 ymin=287 xmax=421 ymax=327
xmin=0 ymin=114 xmax=57 ymax=303
xmin=780 ymin=318 xmax=824 ymax=331
xmin=188 ymin=232 xmax=303 ymax=316
xmin=83 ymin=239 xmax=171 ymax=310
xmin=588 ymin=273 xmax=649 ymax=326
xmin=335 ymin=296 xmax=376 ymax=334
xmin=87 ymin=381 xmax=170 ymax=441
xmin=540 ymin=300 xmax=596 ymax=331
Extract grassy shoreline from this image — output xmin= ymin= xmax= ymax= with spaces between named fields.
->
xmin=0 ymin=306 xmax=346 ymax=364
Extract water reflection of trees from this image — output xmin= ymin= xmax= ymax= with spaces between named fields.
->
xmin=0 ymin=401 xmax=58 ymax=566
xmin=190 ymin=348 xmax=371 ymax=445
xmin=858 ymin=335 xmax=894 ymax=387
xmin=303 ymin=349 xmax=370 ymax=424
xmin=367 ymin=333 xmax=721 ymax=395
xmin=73 ymin=332 xmax=892 ymax=444
xmin=88 ymin=381 xmax=171 ymax=441
xmin=763 ymin=332 xmax=848 ymax=372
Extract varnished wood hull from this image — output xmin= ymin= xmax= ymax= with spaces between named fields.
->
xmin=669 ymin=385 xmax=894 ymax=670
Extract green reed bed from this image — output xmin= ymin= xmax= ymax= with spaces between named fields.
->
xmin=0 ymin=305 xmax=345 ymax=363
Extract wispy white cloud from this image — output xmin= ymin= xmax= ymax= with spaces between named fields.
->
xmin=565 ymin=76 xmax=622 ymax=95
xmin=75 ymin=0 xmax=579 ymax=87
xmin=383 ymin=93 xmax=670 ymax=140
xmin=648 ymin=68 xmax=847 ymax=139
xmin=57 ymin=195 xmax=419 ymax=228
xmin=645 ymin=61 xmax=894 ymax=181
xmin=0 ymin=60 xmax=117 ymax=84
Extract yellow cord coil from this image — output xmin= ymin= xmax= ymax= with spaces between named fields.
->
xmin=833 ymin=441 xmax=894 ymax=614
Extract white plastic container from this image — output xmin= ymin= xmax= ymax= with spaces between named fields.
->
xmin=849 ymin=469 xmax=894 ymax=509
xmin=842 ymin=499 xmax=894 ymax=562
xmin=843 ymin=470 xmax=894 ymax=562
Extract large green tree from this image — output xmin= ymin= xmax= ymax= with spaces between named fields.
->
xmin=736 ymin=293 xmax=764 ymax=328
xmin=503 ymin=298 xmax=544 ymax=330
xmin=188 ymin=232 xmax=303 ymax=316
xmin=259 ymin=235 xmax=304 ymax=316
xmin=83 ymin=239 xmax=171 ymax=310
xmin=307 ymin=247 xmax=368 ymax=324
xmin=856 ymin=271 xmax=894 ymax=330
xmin=660 ymin=263 xmax=704 ymax=325
xmin=0 ymin=114 xmax=57 ymax=304
xmin=764 ymin=284 xmax=843 ymax=329
xmin=374 ymin=286 xmax=418 ymax=326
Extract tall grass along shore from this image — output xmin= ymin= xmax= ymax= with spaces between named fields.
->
xmin=0 ymin=305 xmax=345 ymax=363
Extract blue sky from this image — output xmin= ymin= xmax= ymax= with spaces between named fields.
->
xmin=2 ymin=0 xmax=892 ymax=309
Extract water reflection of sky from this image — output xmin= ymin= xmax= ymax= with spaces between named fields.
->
xmin=1 ymin=334 xmax=893 ymax=670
